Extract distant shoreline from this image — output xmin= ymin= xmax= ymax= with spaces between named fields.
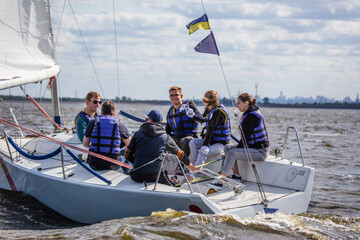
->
xmin=1 ymin=95 xmax=359 ymax=110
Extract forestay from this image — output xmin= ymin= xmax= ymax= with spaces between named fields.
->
xmin=0 ymin=0 xmax=60 ymax=90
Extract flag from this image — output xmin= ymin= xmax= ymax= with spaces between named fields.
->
xmin=186 ymin=14 xmax=210 ymax=35
xmin=194 ymin=32 xmax=220 ymax=56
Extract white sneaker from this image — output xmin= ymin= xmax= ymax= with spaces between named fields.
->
xmin=210 ymin=179 xmax=223 ymax=187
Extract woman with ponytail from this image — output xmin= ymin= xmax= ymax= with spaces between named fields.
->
xmin=211 ymin=93 xmax=270 ymax=187
xmin=188 ymin=90 xmax=231 ymax=178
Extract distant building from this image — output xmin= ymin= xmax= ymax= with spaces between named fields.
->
xmin=342 ymin=97 xmax=352 ymax=104
xmin=265 ymin=92 xmax=353 ymax=104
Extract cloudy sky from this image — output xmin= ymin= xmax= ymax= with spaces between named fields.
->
xmin=6 ymin=0 xmax=360 ymax=101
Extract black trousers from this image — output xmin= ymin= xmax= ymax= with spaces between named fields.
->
xmin=88 ymin=152 xmax=120 ymax=170
xmin=130 ymin=171 xmax=172 ymax=186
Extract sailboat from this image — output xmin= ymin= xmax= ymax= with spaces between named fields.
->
xmin=0 ymin=0 xmax=314 ymax=224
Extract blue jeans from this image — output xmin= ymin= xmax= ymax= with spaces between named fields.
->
xmin=121 ymin=155 xmax=132 ymax=174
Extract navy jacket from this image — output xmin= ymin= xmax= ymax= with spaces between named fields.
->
xmin=126 ymin=122 xmax=190 ymax=174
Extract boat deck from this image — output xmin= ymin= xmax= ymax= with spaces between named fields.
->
xmin=173 ymin=174 xmax=297 ymax=211
xmin=0 ymin=134 xmax=310 ymax=219
xmin=2 ymin=147 xmax=298 ymax=207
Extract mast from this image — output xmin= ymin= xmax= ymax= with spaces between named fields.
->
xmin=47 ymin=0 xmax=62 ymax=126
xmin=51 ymin=78 xmax=62 ymax=126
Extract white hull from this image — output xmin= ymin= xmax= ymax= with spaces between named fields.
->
xmin=0 ymin=132 xmax=314 ymax=224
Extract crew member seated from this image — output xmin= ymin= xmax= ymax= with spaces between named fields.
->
xmin=83 ymin=101 xmax=131 ymax=170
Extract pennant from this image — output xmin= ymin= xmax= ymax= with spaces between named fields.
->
xmin=186 ymin=14 xmax=210 ymax=35
xmin=194 ymin=32 xmax=220 ymax=56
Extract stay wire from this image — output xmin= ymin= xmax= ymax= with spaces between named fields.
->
xmin=53 ymin=0 xmax=67 ymax=119
xmin=67 ymin=0 xmax=107 ymax=100
xmin=238 ymin=120 xmax=267 ymax=203
xmin=112 ymin=0 xmax=121 ymax=116
xmin=54 ymin=0 xmax=67 ymax=47
xmin=217 ymin=56 xmax=237 ymax=112
xmin=199 ymin=1 xmax=237 ymax=115
xmin=0 ymin=98 xmax=42 ymax=132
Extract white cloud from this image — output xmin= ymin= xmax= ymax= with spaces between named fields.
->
xmin=9 ymin=0 xmax=355 ymax=101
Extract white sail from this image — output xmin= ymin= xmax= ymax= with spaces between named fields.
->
xmin=0 ymin=0 xmax=60 ymax=90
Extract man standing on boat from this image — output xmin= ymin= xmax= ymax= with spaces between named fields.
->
xmin=74 ymin=91 xmax=101 ymax=142
xmin=83 ymin=101 xmax=131 ymax=170
xmin=166 ymin=86 xmax=203 ymax=156
xmin=125 ymin=110 xmax=196 ymax=185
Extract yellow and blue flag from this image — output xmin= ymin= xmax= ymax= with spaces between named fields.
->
xmin=186 ymin=14 xmax=210 ymax=35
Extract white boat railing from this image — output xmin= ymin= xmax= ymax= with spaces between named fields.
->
xmin=0 ymin=129 xmax=112 ymax=184
xmin=153 ymin=153 xmax=194 ymax=193
xmin=154 ymin=153 xmax=244 ymax=194
xmin=282 ymin=126 xmax=305 ymax=166
xmin=194 ymin=168 xmax=243 ymax=194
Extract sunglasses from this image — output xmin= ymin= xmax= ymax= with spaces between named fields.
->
xmin=169 ymin=94 xmax=180 ymax=97
xmin=92 ymin=100 xmax=102 ymax=105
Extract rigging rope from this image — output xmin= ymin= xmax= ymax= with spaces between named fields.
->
xmin=54 ymin=0 xmax=67 ymax=47
xmin=112 ymin=0 xmax=121 ymax=116
xmin=5 ymin=134 xmax=111 ymax=184
xmin=198 ymin=0 xmax=267 ymax=204
xmin=66 ymin=148 xmax=111 ymax=184
xmin=237 ymin=119 xmax=268 ymax=204
xmin=0 ymin=98 xmax=42 ymax=132
xmin=20 ymin=86 xmax=62 ymax=130
xmin=199 ymin=0 xmax=237 ymax=116
xmin=67 ymin=0 xmax=107 ymax=100
xmin=0 ymin=117 xmax=132 ymax=169
xmin=53 ymin=0 xmax=68 ymax=122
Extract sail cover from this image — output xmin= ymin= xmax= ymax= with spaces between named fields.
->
xmin=0 ymin=0 xmax=60 ymax=90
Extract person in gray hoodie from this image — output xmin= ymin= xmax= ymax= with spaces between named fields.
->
xmin=124 ymin=110 xmax=196 ymax=185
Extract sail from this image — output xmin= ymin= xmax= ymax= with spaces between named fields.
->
xmin=0 ymin=0 xmax=60 ymax=90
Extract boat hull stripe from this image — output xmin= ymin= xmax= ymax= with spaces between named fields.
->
xmin=0 ymin=156 xmax=17 ymax=191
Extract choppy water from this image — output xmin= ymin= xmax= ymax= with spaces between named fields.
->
xmin=0 ymin=101 xmax=359 ymax=239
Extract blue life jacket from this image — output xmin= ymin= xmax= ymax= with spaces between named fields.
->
xmin=89 ymin=115 xmax=121 ymax=154
xmin=205 ymin=104 xmax=231 ymax=142
xmin=74 ymin=109 xmax=97 ymax=125
xmin=166 ymin=101 xmax=198 ymax=137
xmin=240 ymin=110 xmax=268 ymax=146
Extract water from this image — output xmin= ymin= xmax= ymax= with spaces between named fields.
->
xmin=0 ymin=101 xmax=359 ymax=239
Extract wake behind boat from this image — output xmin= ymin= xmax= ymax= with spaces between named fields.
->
xmin=0 ymin=0 xmax=314 ymax=224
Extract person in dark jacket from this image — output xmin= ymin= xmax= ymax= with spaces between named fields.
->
xmin=189 ymin=90 xmax=231 ymax=173
xmin=124 ymin=110 xmax=196 ymax=185
xmin=211 ymin=93 xmax=270 ymax=187
xmin=166 ymin=86 xmax=203 ymax=156
xmin=83 ymin=101 xmax=131 ymax=170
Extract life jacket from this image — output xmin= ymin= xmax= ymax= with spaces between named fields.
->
xmin=240 ymin=110 xmax=268 ymax=146
xmin=74 ymin=109 xmax=97 ymax=126
xmin=166 ymin=101 xmax=198 ymax=137
xmin=205 ymin=104 xmax=231 ymax=142
xmin=89 ymin=115 xmax=121 ymax=154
